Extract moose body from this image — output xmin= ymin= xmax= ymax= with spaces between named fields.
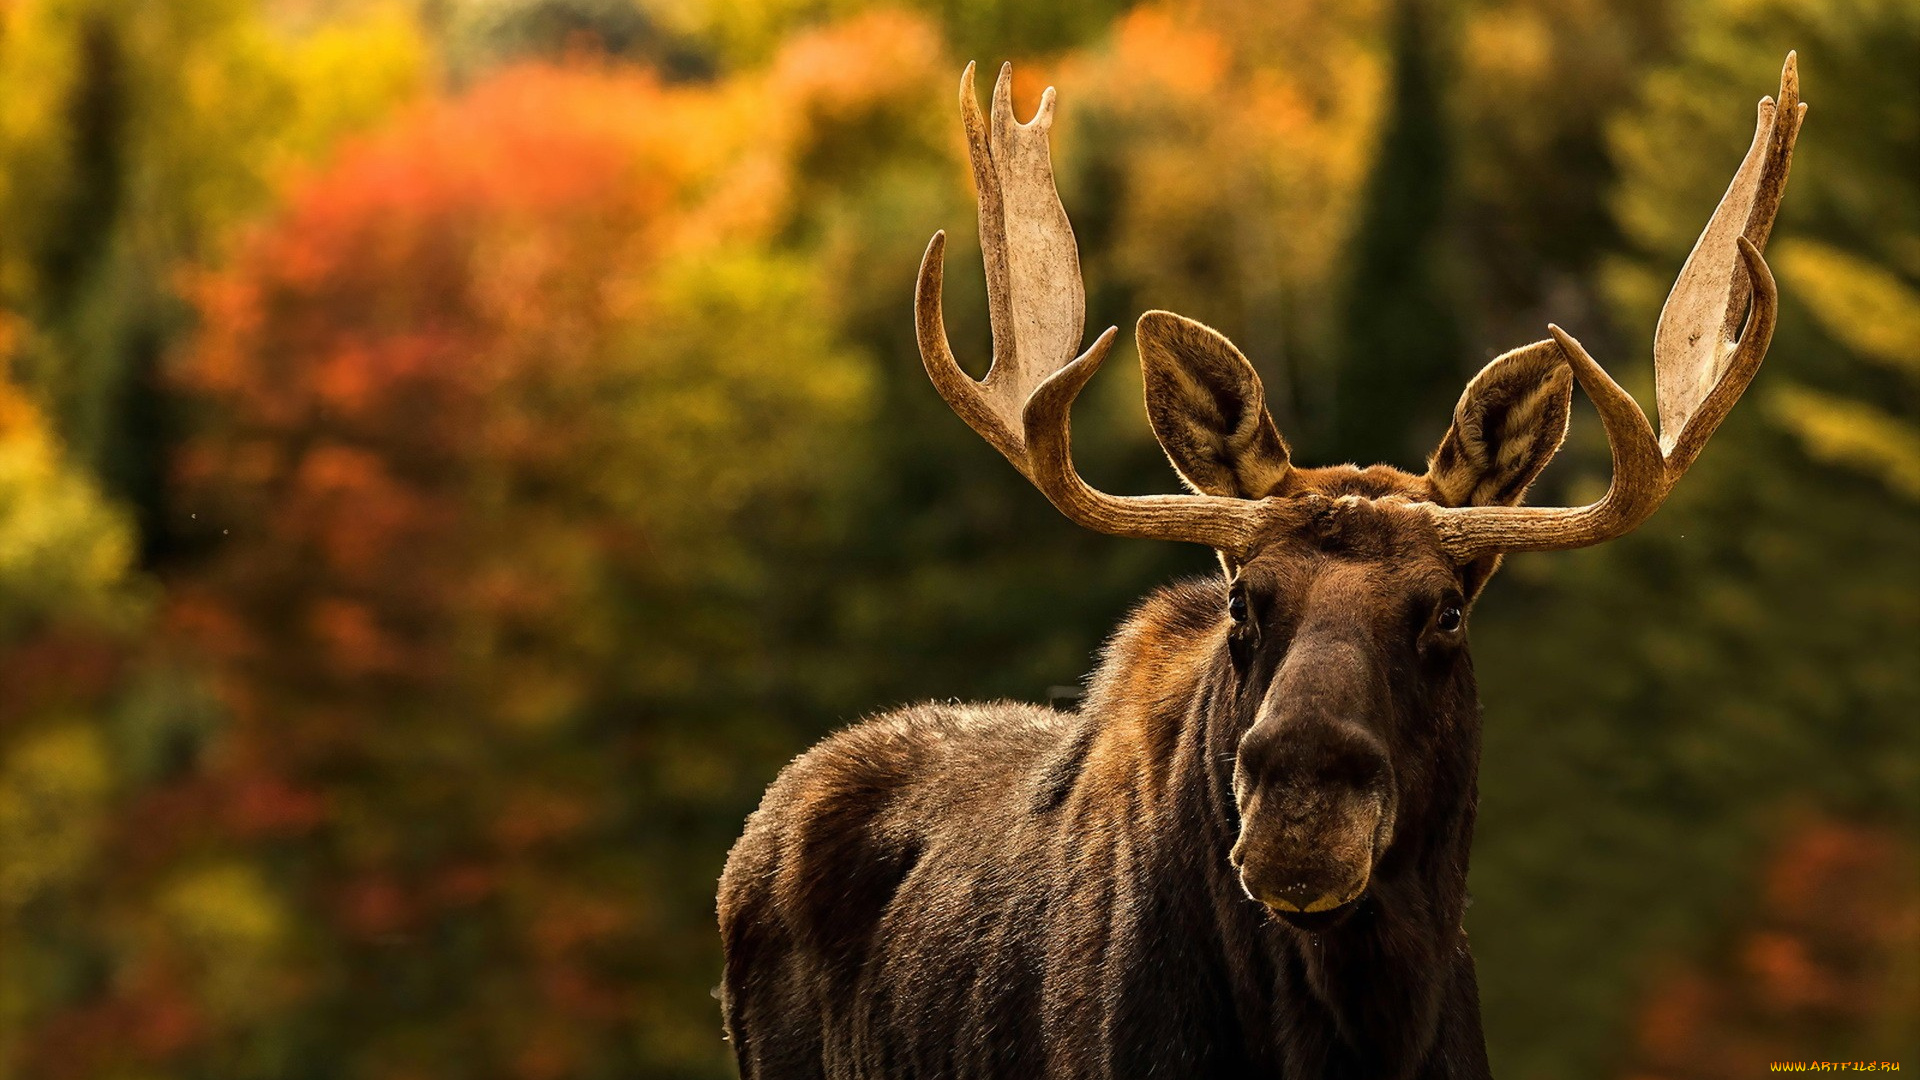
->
xmin=722 ymin=557 xmax=1490 ymax=1077
xmin=719 ymin=58 xmax=1805 ymax=1079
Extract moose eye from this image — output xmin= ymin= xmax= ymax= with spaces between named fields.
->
xmin=1436 ymin=605 xmax=1464 ymax=634
xmin=1227 ymin=589 xmax=1249 ymax=624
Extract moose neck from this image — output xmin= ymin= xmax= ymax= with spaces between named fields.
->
xmin=1081 ymin=580 xmax=1482 ymax=1072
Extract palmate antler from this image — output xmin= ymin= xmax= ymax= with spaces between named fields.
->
xmin=918 ymin=56 xmax=1806 ymax=563
xmin=1426 ymin=54 xmax=1805 ymax=561
xmin=916 ymin=63 xmax=1274 ymax=554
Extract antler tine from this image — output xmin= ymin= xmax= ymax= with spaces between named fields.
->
xmin=1022 ymin=328 xmax=1275 ymax=554
xmin=1657 ymin=52 xmax=1801 ymax=475
xmin=1427 ymin=326 xmax=1666 ymax=558
xmin=915 ymin=62 xmax=1092 ymax=477
xmin=919 ymin=230 xmax=1025 ymax=467
xmin=916 ymin=62 xmax=1276 ymax=554
xmin=1427 ymin=55 xmax=1802 ymax=562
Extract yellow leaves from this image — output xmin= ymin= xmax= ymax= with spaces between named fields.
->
xmin=160 ymin=863 xmax=287 ymax=958
xmin=1765 ymin=240 xmax=1920 ymax=501
xmin=0 ymin=723 xmax=112 ymax=910
xmin=1767 ymin=385 xmax=1920 ymax=501
xmin=158 ymin=862 xmax=291 ymax=1023
xmin=273 ymin=4 xmax=427 ymax=166
xmin=0 ymin=0 xmax=426 ymax=252
xmin=616 ymin=245 xmax=870 ymax=540
xmin=1465 ymin=6 xmax=1555 ymax=91
xmin=1775 ymin=238 xmax=1920 ymax=374
xmin=0 ymin=374 xmax=146 ymax=639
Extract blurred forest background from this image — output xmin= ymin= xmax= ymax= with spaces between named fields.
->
xmin=0 ymin=0 xmax=1914 ymax=1076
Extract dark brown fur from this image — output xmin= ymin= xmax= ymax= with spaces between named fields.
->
xmin=720 ymin=316 xmax=1575 ymax=1078
xmin=720 ymin=470 xmax=1502 ymax=1079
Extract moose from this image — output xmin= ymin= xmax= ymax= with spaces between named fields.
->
xmin=719 ymin=55 xmax=1805 ymax=1078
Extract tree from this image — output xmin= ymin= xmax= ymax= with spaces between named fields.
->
xmin=1464 ymin=1 xmax=1920 ymax=1073
xmin=24 ymin=58 xmax=871 ymax=1079
xmin=0 ymin=365 xmax=177 ymax=1080
xmin=1622 ymin=818 xmax=1919 ymax=1076
xmin=0 ymin=0 xmax=424 ymax=557
xmin=1330 ymin=0 xmax=1464 ymax=463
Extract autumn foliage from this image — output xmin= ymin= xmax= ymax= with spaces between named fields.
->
xmin=0 ymin=0 xmax=1914 ymax=1078
xmin=1626 ymin=820 xmax=1920 ymax=1077
xmin=36 ymin=56 xmax=868 ymax=1078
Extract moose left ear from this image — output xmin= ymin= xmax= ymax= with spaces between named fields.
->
xmin=1426 ymin=340 xmax=1574 ymax=509
xmin=1138 ymin=311 xmax=1293 ymax=500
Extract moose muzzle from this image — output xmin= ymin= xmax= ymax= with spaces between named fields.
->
xmin=1230 ymin=640 xmax=1396 ymax=921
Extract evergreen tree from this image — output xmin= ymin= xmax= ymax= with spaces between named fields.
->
xmin=1330 ymin=0 xmax=1463 ymax=465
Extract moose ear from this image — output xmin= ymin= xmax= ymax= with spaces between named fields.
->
xmin=1139 ymin=311 xmax=1292 ymax=499
xmin=1426 ymin=340 xmax=1574 ymax=508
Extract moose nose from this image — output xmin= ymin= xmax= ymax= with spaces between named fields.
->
xmin=1237 ymin=718 xmax=1389 ymax=798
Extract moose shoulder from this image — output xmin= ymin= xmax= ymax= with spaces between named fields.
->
xmin=719 ymin=56 xmax=1805 ymax=1079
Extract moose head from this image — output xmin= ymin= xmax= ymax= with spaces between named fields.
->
xmin=915 ymin=57 xmax=1804 ymax=926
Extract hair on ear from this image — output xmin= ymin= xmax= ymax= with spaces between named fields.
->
xmin=1138 ymin=311 xmax=1292 ymax=499
xmin=1427 ymin=340 xmax=1574 ymax=509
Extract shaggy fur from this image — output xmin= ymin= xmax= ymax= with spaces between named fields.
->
xmin=720 ymin=485 xmax=1499 ymax=1079
xmin=718 ymin=327 xmax=1574 ymax=1079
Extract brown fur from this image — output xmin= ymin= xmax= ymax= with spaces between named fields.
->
xmin=718 ymin=324 xmax=1574 ymax=1079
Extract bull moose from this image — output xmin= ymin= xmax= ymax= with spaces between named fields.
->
xmin=718 ymin=54 xmax=1805 ymax=1079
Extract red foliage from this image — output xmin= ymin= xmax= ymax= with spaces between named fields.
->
xmin=172 ymin=61 xmax=731 ymax=717
xmin=0 ymin=631 xmax=125 ymax=731
xmin=157 ymin=60 xmax=770 ymax=1072
xmin=1624 ymin=818 xmax=1920 ymax=1077
xmin=23 ymin=962 xmax=207 ymax=1080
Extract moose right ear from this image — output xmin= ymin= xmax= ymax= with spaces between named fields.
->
xmin=1139 ymin=311 xmax=1292 ymax=499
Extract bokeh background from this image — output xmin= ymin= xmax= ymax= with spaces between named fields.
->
xmin=0 ymin=0 xmax=1915 ymax=1076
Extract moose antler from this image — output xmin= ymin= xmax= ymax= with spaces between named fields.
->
xmin=921 ymin=57 xmax=1802 ymax=564
xmin=1427 ymin=53 xmax=1805 ymax=561
xmin=917 ymin=62 xmax=1272 ymax=553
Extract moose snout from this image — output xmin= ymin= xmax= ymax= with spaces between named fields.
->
xmin=1231 ymin=719 xmax=1393 ymax=920
xmin=1230 ymin=788 xmax=1382 ymax=916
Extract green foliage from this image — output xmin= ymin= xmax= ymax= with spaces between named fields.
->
xmin=1768 ymin=238 xmax=1920 ymax=498
xmin=0 ymin=0 xmax=424 ymax=540
xmin=671 ymin=0 xmax=1130 ymax=70
xmin=1332 ymin=0 xmax=1464 ymax=463
xmin=1465 ymin=0 xmax=1920 ymax=1072
xmin=442 ymin=0 xmax=717 ymax=81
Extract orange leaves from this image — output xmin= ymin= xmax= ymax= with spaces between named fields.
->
xmin=1106 ymin=8 xmax=1229 ymax=100
xmin=151 ymin=46 xmax=882 ymax=1072
xmin=276 ymin=63 xmax=702 ymax=253
xmin=768 ymin=10 xmax=945 ymax=133
xmin=1750 ymin=823 xmax=1917 ymax=1018
xmin=1625 ymin=818 xmax=1920 ymax=1077
xmin=222 ymin=774 xmax=330 ymax=838
xmin=1039 ymin=2 xmax=1384 ymax=360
